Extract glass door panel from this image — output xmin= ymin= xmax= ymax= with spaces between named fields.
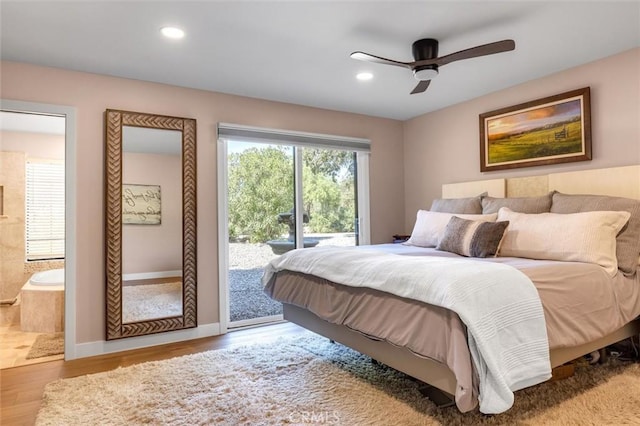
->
xmin=227 ymin=141 xmax=293 ymax=326
xmin=225 ymin=142 xmax=361 ymax=328
xmin=301 ymin=148 xmax=358 ymax=249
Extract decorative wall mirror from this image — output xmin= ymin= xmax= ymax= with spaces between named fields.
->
xmin=105 ymin=109 xmax=197 ymax=340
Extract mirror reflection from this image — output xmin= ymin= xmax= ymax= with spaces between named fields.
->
xmin=121 ymin=126 xmax=183 ymax=323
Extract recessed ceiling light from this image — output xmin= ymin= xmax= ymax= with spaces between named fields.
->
xmin=161 ymin=27 xmax=185 ymax=40
xmin=356 ymin=72 xmax=373 ymax=81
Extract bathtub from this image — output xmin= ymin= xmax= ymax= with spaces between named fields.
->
xmin=21 ymin=268 xmax=65 ymax=333
xmin=29 ymin=268 xmax=65 ymax=287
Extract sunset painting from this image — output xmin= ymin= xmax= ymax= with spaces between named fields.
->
xmin=480 ymin=88 xmax=591 ymax=172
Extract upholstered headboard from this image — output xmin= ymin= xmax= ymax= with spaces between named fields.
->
xmin=442 ymin=178 xmax=505 ymax=198
xmin=442 ymin=165 xmax=640 ymax=200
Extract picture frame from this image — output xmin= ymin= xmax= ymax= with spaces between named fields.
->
xmin=122 ymin=184 xmax=161 ymax=225
xmin=479 ymin=87 xmax=591 ymax=172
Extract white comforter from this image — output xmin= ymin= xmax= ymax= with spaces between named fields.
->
xmin=263 ymin=246 xmax=551 ymax=414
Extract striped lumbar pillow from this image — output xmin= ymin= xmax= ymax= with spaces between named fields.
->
xmin=497 ymin=207 xmax=631 ymax=276
xmin=436 ymin=216 xmax=510 ymax=258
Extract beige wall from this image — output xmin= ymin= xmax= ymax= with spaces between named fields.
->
xmin=403 ymin=47 xmax=640 ymax=231
xmin=122 ymin=152 xmax=182 ymax=275
xmin=1 ymin=131 xmax=65 ymax=159
xmin=0 ymin=151 xmax=26 ymax=301
xmin=0 ymin=61 xmax=405 ymax=343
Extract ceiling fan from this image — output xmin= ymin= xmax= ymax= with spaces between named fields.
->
xmin=351 ymin=38 xmax=515 ymax=94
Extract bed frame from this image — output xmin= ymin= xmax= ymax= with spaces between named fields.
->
xmin=285 ymin=165 xmax=640 ymax=399
xmin=284 ymin=303 xmax=640 ymax=397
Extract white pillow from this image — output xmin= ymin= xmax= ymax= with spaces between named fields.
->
xmin=497 ymin=207 xmax=631 ymax=276
xmin=405 ymin=210 xmax=498 ymax=248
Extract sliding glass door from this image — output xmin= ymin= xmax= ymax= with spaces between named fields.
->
xmin=218 ymin=125 xmax=369 ymax=330
xmin=226 ymin=141 xmax=294 ymax=325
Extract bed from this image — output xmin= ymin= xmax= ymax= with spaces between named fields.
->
xmin=262 ymin=165 xmax=640 ymax=414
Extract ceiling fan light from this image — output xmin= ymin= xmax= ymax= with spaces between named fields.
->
xmin=356 ymin=72 xmax=373 ymax=81
xmin=414 ymin=67 xmax=438 ymax=81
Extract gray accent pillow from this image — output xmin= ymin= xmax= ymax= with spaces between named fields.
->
xmin=436 ymin=216 xmax=510 ymax=258
xmin=482 ymin=193 xmax=552 ymax=214
xmin=430 ymin=193 xmax=485 ymax=214
xmin=550 ymin=192 xmax=640 ymax=275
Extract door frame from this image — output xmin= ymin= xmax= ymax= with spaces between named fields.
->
xmin=217 ymin=135 xmax=370 ymax=333
xmin=0 ymin=99 xmax=77 ymax=360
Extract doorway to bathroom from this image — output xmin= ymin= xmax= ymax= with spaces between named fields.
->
xmin=0 ymin=109 xmax=67 ymax=369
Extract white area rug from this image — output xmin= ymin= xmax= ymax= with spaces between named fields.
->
xmin=36 ymin=333 xmax=640 ymax=425
xmin=122 ymin=282 xmax=182 ymax=323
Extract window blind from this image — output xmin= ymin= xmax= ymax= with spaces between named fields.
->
xmin=26 ymin=161 xmax=65 ymax=260
xmin=218 ymin=123 xmax=371 ymax=153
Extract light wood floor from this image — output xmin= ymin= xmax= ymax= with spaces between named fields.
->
xmin=1 ymin=321 xmax=307 ymax=425
xmin=0 ymin=322 xmax=63 ymax=370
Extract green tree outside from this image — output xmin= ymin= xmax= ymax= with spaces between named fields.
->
xmin=228 ymin=146 xmax=355 ymax=243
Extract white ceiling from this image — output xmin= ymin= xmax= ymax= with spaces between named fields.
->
xmin=1 ymin=1 xmax=639 ymax=121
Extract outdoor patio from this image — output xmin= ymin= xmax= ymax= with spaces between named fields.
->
xmin=229 ymin=233 xmax=355 ymax=322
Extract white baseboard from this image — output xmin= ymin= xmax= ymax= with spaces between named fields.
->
xmin=70 ymin=322 xmax=221 ymax=360
xmin=122 ymin=270 xmax=182 ymax=281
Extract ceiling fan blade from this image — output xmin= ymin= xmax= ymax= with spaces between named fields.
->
xmin=350 ymin=51 xmax=412 ymax=69
xmin=413 ymin=39 xmax=515 ymax=67
xmin=410 ymin=79 xmax=431 ymax=95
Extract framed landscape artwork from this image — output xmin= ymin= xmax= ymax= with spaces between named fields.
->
xmin=479 ymin=87 xmax=591 ymax=172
